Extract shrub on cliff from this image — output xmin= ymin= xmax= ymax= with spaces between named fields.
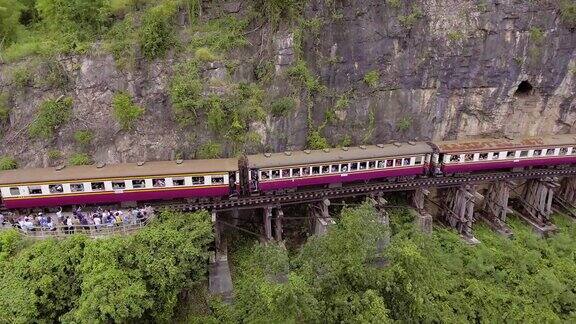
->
xmin=363 ymin=70 xmax=380 ymax=88
xmin=270 ymin=97 xmax=296 ymax=117
xmin=306 ymin=129 xmax=329 ymax=150
xmin=29 ymin=97 xmax=73 ymax=139
xmin=0 ymin=0 xmax=24 ymax=47
xmin=560 ymin=0 xmax=576 ymax=28
xmin=139 ymin=2 xmax=177 ymax=59
xmin=68 ymin=153 xmax=92 ymax=166
xmin=0 ymin=156 xmax=17 ymax=170
xmin=112 ymin=92 xmax=144 ymax=130
xmin=0 ymin=93 xmax=10 ymax=123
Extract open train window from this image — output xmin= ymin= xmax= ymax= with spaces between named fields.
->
xmin=260 ymin=171 xmax=270 ymax=180
xmin=303 ymin=167 xmax=310 ymax=176
xmin=321 ymin=165 xmax=330 ymax=174
xmin=131 ymin=180 xmax=145 ymax=189
xmin=506 ymin=151 xmax=516 ymax=158
xmin=386 ymin=160 xmax=393 ymax=167
xmin=292 ymin=168 xmax=301 ymax=177
xmin=71 ymin=183 xmax=84 ymax=192
xmin=395 ymin=158 xmax=403 ymax=167
xmin=153 ymin=178 xmax=166 ymax=187
xmin=28 ymin=186 xmax=42 ymax=195
xmin=479 ymin=153 xmax=488 ymax=160
xmin=112 ymin=181 xmax=126 ymax=190
xmin=49 ymin=184 xmax=63 ymax=193
xmin=192 ymin=176 xmax=205 ymax=185
xmin=331 ymin=165 xmax=339 ymax=173
xmin=545 ymin=148 xmax=555 ymax=156
xmin=359 ymin=162 xmax=367 ymax=170
xmin=449 ymin=155 xmax=460 ymax=163
xmin=340 ymin=163 xmax=349 ymax=172
xmin=271 ymin=170 xmax=281 ymax=178
xmin=350 ymin=163 xmax=358 ymax=171
xmin=92 ymin=182 xmax=105 ymax=191
xmin=282 ymin=169 xmax=290 ymax=178
xmin=414 ymin=157 xmax=422 ymax=165
xmin=311 ymin=166 xmax=320 ymax=175
xmin=403 ymin=158 xmax=411 ymax=166
xmin=212 ymin=176 xmax=224 ymax=184
xmin=520 ymin=150 xmax=529 ymax=157
xmin=463 ymin=154 xmax=472 ymax=162
xmin=533 ymin=149 xmax=542 ymax=157
xmin=378 ymin=161 xmax=385 ymax=168
xmin=560 ymin=147 xmax=569 ymax=155
xmin=173 ymin=178 xmax=185 ymax=186
xmin=368 ymin=161 xmax=376 ymax=169
xmin=9 ymin=187 xmax=20 ymax=195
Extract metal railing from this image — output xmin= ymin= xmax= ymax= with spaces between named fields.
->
xmin=1 ymin=215 xmax=156 ymax=239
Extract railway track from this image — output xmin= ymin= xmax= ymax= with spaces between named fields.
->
xmin=157 ymin=167 xmax=576 ymax=212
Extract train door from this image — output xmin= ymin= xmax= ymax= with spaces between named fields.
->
xmin=249 ymin=169 xmax=259 ymax=193
xmin=228 ymin=172 xmax=239 ymax=197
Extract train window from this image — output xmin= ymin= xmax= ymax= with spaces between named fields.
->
xmin=112 ymin=181 xmax=126 ymax=190
xmin=303 ymin=167 xmax=311 ymax=176
xmin=311 ymin=166 xmax=320 ymax=175
xmin=260 ymin=171 xmax=270 ymax=180
xmin=173 ymin=178 xmax=185 ymax=186
xmin=9 ymin=187 xmax=20 ymax=195
xmin=359 ymin=162 xmax=367 ymax=170
xmin=414 ymin=157 xmax=422 ymax=165
xmin=28 ymin=186 xmax=42 ymax=195
xmin=464 ymin=154 xmax=474 ymax=162
xmin=386 ymin=160 xmax=393 ymax=167
xmin=271 ymin=170 xmax=281 ymax=179
xmin=192 ymin=176 xmax=205 ymax=185
xmin=292 ymin=168 xmax=301 ymax=177
xmin=378 ymin=161 xmax=385 ymax=168
xmin=520 ymin=150 xmax=529 ymax=157
xmin=340 ymin=163 xmax=349 ymax=172
xmin=403 ymin=158 xmax=411 ymax=166
xmin=331 ymin=165 xmax=339 ymax=173
xmin=92 ymin=182 xmax=105 ymax=191
xmin=533 ymin=149 xmax=543 ymax=157
xmin=153 ymin=178 xmax=166 ymax=187
xmin=545 ymin=148 xmax=555 ymax=156
xmin=395 ymin=158 xmax=403 ymax=167
xmin=282 ymin=169 xmax=290 ymax=178
xmin=131 ymin=180 xmax=145 ymax=189
xmin=321 ymin=165 xmax=330 ymax=174
xmin=506 ymin=151 xmax=515 ymax=158
xmin=449 ymin=155 xmax=459 ymax=163
xmin=49 ymin=184 xmax=63 ymax=193
xmin=71 ymin=183 xmax=84 ymax=192
xmin=479 ymin=153 xmax=489 ymax=160
xmin=212 ymin=176 xmax=225 ymax=184
xmin=368 ymin=161 xmax=376 ymax=169
xmin=350 ymin=163 xmax=358 ymax=171
xmin=560 ymin=147 xmax=569 ymax=155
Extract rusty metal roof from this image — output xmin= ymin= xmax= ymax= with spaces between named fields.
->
xmin=436 ymin=134 xmax=576 ymax=153
xmin=247 ymin=142 xmax=433 ymax=169
xmin=0 ymin=158 xmax=238 ymax=185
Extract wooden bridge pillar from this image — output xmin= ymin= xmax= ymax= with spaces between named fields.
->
xmin=441 ymin=185 xmax=479 ymax=244
xmin=410 ymin=187 xmax=433 ymax=234
xmin=368 ymin=196 xmax=390 ymax=250
xmin=480 ymin=181 xmax=513 ymax=237
xmin=263 ymin=206 xmax=273 ymax=241
xmin=517 ymin=178 xmax=558 ymax=236
xmin=309 ymin=200 xmax=334 ymax=236
xmin=274 ymin=208 xmax=284 ymax=241
xmin=209 ymin=210 xmax=233 ymax=302
xmin=559 ymin=177 xmax=576 ymax=205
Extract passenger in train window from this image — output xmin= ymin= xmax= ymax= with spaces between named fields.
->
xmin=272 ymin=170 xmax=281 ymax=178
xmin=464 ymin=154 xmax=474 ymax=162
xmin=331 ymin=165 xmax=339 ymax=173
xmin=378 ymin=161 xmax=385 ymax=168
xmin=506 ymin=151 xmax=515 ymax=158
xmin=479 ymin=153 xmax=489 ymax=160
xmin=340 ymin=164 xmax=348 ymax=172
xmin=131 ymin=180 xmax=145 ymax=189
xmin=112 ymin=182 xmax=125 ymax=189
xmin=71 ymin=183 xmax=84 ymax=192
xmin=92 ymin=182 xmax=105 ymax=191
xmin=292 ymin=168 xmax=301 ymax=177
xmin=153 ymin=179 xmax=165 ymax=187
xmin=533 ymin=149 xmax=542 ymax=156
xmin=282 ymin=169 xmax=290 ymax=178
xmin=321 ymin=165 xmax=330 ymax=173
xmin=386 ymin=160 xmax=393 ymax=167
xmin=395 ymin=159 xmax=403 ymax=167
xmin=368 ymin=161 xmax=376 ymax=169
xmin=357 ymin=162 xmax=366 ymax=170
xmin=49 ymin=185 xmax=63 ymax=193
xmin=560 ymin=147 xmax=569 ymax=155
xmin=449 ymin=155 xmax=459 ymax=163
xmin=546 ymin=148 xmax=556 ymax=156
xmin=350 ymin=163 xmax=358 ymax=171
xmin=260 ymin=171 xmax=270 ymax=180
xmin=302 ymin=167 xmax=311 ymax=176
xmin=212 ymin=177 xmax=225 ymax=184
xmin=403 ymin=158 xmax=411 ymax=166
xmin=312 ymin=166 xmax=320 ymax=175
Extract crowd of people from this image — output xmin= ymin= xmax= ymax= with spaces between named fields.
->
xmin=0 ymin=206 xmax=154 ymax=233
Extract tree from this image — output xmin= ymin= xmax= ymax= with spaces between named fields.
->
xmin=0 ymin=0 xmax=24 ymax=46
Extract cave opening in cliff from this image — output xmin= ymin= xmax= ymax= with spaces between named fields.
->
xmin=515 ymin=80 xmax=533 ymax=96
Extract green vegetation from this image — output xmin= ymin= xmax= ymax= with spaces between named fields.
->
xmin=169 ymin=60 xmax=203 ymax=126
xmin=397 ymin=115 xmax=412 ymax=132
xmin=139 ymin=2 xmax=178 ymax=60
xmin=398 ymin=7 xmax=423 ymax=28
xmin=270 ymin=97 xmax=296 ymax=117
xmin=73 ymin=130 xmax=93 ymax=149
xmin=335 ymin=94 xmax=350 ymax=111
xmin=29 ymin=97 xmax=73 ymax=139
xmin=104 ymin=14 xmax=137 ymax=69
xmin=11 ymin=65 xmax=33 ymax=88
xmin=68 ymin=153 xmax=92 ymax=166
xmin=112 ymin=92 xmax=144 ymax=130
xmin=560 ymin=0 xmax=576 ymax=28
xmin=194 ymin=47 xmax=216 ymax=62
xmin=447 ymin=31 xmax=464 ymax=41
xmin=255 ymin=0 xmax=305 ymax=28
xmin=47 ymin=149 xmax=62 ymax=161
xmin=287 ymin=60 xmax=322 ymax=93
xmin=529 ymin=26 xmax=545 ymax=43
xmin=196 ymin=141 xmax=221 ymax=159
xmin=0 ymin=93 xmax=10 ymax=123
xmin=36 ymin=58 xmax=69 ymax=89
xmin=363 ymin=70 xmax=380 ymax=88
xmin=386 ymin=0 xmax=402 ymax=9
xmin=0 ymin=156 xmax=17 ymax=170
xmin=306 ymin=129 xmax=329 ymax=149
xmin=0 ymin=0 xmax=24 ymax=46
xmin=0 ymin=211 xmax=213 ymax=322
xmin=187 ymin=15 xmax=249 ymax=54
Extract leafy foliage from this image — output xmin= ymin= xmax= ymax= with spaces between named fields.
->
xmin=112 ymin=91 xmax=144 ymax=130
xmin=28 ymin=97 xmax=73 ymax=139
xmin=270 ymin=96 xmax=296 ymax=117
xmin=138 ymin=1 xmax=177 ymax=59
xmin=0 ymin=92 xmax=10 ymax=123
xmin=104 ymin=14 xmax=137 ymax=69
xmin=0 ymin=156 xmax=17 ymax=170
xmin=306 ymin=129 xmax=329 ymax=149
xmin=560 ymin=0 xmax=576 ymax=29
xmin=68 ymin=152 xmax=92 ymax=166
xmin=363 ymin=70 xmax=380 ymax=88
xmin=396 ymin=115 xmax=412 ymax=132
xmin=11 ymin=65 xmax=33 ymax=88
xmin=196 ymin=141 xmax=221 ymax=159
xmin=254 ymin=0 xmax=305 ymax=28
xmin=0 ymin=0 xmax=24 ymax=46
xmin=73 ymin=130 xmax=93 ymax=149
xmin=529 ymin=26 xmax=544 ymax=43
xmin=287 ymin=60 xmax=322 ymax=93
xmin=169 ymin=60 xmax=203 ymax=126
xmin=398 ymin=6 xmax=423 ymax=28
xmin=194 ymin=47 xmax=216 ymax=62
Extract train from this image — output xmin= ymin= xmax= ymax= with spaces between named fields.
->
xmin=1 ymin=134 xmax=575 ymax=210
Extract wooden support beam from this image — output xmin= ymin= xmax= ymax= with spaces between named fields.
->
xmin=263 ymin=206 xmax=273 ymax=241
xmin=441 ymin=185 xmax=479 ymax=244
xmin=274 ymin=208 xmax=284 ymax=241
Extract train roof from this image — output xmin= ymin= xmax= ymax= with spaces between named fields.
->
xmin=436 ymin=134 xmax=576 ymax=153
xmin=247 ymin=142 xmax=433 ymax=169
xmin=0 ymin=158 xmax=238 ymax=186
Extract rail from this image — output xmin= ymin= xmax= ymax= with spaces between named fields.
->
xmin=2 ymin=215 xmax=155 ymax=239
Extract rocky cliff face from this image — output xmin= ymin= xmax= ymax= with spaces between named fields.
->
xmin=1 ymin=0 xmax=575 ymax=168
